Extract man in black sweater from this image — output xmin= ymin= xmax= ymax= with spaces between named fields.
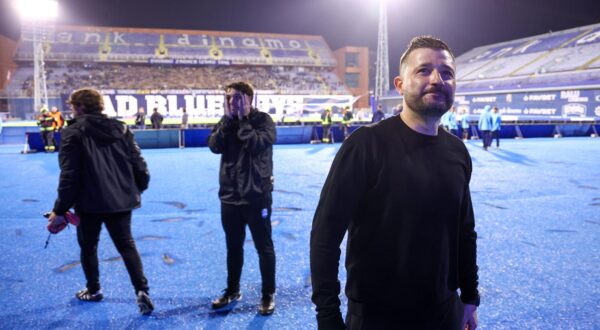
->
xmin=208 ymin=81 xmax=277 ymax=315
xmin=310 ymin=36 xmax=479 ymax=329
xmin=47 ymin=88 xmax=153 ymax=315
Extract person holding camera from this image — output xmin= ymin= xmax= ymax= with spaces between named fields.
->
xmin=47 ymin=88 xmax=154 ymax=315
xmin=207 ymin=81 xmax=277 ymax=315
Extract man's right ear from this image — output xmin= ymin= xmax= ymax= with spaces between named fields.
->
xmin=393 ymin=76 xmax=404 ymax=96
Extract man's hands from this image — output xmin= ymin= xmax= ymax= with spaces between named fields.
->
xmin=237 ymin=93 xmax=251 ymax=118
xmin=47 ymin=212 xmax=67 ymax=234
xmin=462 ymin=304 xmax=478 ymax=330
xmin=225 ymin=91 xmax=252 ymax=120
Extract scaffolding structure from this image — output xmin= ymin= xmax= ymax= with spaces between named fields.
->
xmin=21 ymin=21 xmax=54 ymax=112
xmin=374 ymin=0 xmax=389 ymax=102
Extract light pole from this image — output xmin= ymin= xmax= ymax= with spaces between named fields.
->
xmin=374 ymin=0 xmax=389 ymax=104
xmin=15 ymin=0 xmax=58 ymax=114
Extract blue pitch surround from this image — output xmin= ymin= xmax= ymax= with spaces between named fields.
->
xmin=0 ymin=137 xmax=599 ymax=329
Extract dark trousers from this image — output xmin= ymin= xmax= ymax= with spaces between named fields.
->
xmin=322 ymin=125 xmax=332 ymax=143
xmin=77 ymin=211 xmax=149 ymax=294
xmin=492 ymin=130 xmax=500 ymax=147
xmin=42 ymin=131 xmax=55 ymax=150
xmin=221 ymin=201 xmax=276 ymax=295
xmin=462 ymin=127 xmax=469 ymax=140
xmin=482 ymin=130 xmax=492 ymax=149
xmin=346 ymin=293 xmax=464 ymax=330
xmin=341 ymin=124 xmax=350 ymax=139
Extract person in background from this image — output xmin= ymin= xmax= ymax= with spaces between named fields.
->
xmin=181 ymin=108 xmax=189 ymax=129
xmin=321 ymin=108 xmax=332 ymax=143
xmin=393 ymin=104 xmax=403 ymax=116
xmin=447 ymin=106 xmax=458 ymax=137
xmin=440 ymin=109 xmax=450 ymax=131
xmin=310 ymin=35 xmax=479 ymax=329
xmin=280 ymin=110 xmax=287 ymax=125
xmin=134 ymin=107 xmax=146 ymax=130
xmin=46 ymin=88 xmax=153 ymax=315
xmin=37 ymin=107 xmax=56 ymax=152
xmin=491 ymin=106 xmax=502 ymax=148
xmin=461 ymin=108 xmax=470 ymax=142
xmin=372 ymin=104 xmax=385 ymax=123
xmin=207 ymin=81 xmax=277 ymax=316
xmin=150 ymin=108 xmax=163 ymax=129
xmin=478 ymin=105 xmax=493 ymax=150
xmin=50 ymin=106 xmax=65 ymax=131
xmin=341 ymin=106 xmax=353 ymax=140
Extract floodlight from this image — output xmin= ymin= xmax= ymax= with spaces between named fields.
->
xmin=15 ymin=0 xmax=58 ymax=21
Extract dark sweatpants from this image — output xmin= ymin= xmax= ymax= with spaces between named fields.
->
xmin=492 ymin=130 xmax=500 ymax=147
xmin=345 ymin=293 xmax=464 ymax=330
xmin=221 ymin=201 xmax=276 ymax=295
xmin=77 ymin=211 xmax=149 ymax=294
xmin=482 ymin=130 xmax=492 ymax=149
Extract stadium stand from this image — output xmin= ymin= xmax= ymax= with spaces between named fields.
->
xmin=0 ymin=25 xmax=350 ymax=120
xmin=455 ymin=23 xmax=600 ymax=93
xmin=378 ymin=23 xmax=599 ymax=142
xmin=5 ymin=62 xmax=348 ymax=97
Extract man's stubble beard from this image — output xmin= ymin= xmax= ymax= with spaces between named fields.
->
xmin=404 ymin=90 xmax=454 ymax=118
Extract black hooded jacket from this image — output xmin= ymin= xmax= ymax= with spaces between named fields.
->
xmin=53 ymin=113 xmax=150 ymax=215
xmin=208 ymin=110 xmax=276 ymax=205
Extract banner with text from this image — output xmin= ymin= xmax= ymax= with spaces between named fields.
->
xmin=452 ymin=89 xmax=600 ymax=118
xmin=61 ymin=91 xmax=353 ymax=118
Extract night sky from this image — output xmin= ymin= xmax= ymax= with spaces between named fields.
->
xmin=7 ymin=0 xmax=600 ymax=76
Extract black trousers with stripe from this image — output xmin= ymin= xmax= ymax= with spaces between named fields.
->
xmin=220 ymin=201 xmax=276 ymax=295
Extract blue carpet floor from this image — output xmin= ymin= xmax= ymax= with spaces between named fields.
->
xmin=0 ymin=137 xmax=599 ymax=329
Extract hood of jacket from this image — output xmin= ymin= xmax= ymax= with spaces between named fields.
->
xmin=69 ymin=113 xmax=127 ymax=143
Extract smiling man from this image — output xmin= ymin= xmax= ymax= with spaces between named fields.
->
xmin=310 ymin=36 xmax=479 ymax=329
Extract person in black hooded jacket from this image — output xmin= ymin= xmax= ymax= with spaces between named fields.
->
xmin=47 ymin=88 xmax=154 ymax=315
xmin=207 ymin=81 xmax=277 ymax=315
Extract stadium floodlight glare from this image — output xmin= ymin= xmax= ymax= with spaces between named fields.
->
xmin=14 ymin=0 xmax=58 ymax=20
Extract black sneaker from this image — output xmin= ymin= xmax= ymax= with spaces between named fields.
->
xmin=258 ymin=293 xmax=275 ymax=315
xmin=75 ymin=288 xmax=103 ymax=302
xmin=211 ymin=289 xmax=241 ymax=309
xmin=136 ymin=291 xmax=154 ymax=315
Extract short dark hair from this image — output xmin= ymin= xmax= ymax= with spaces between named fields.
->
xmin=225 ymin=81 xmax=254 ymax=101
xmin=399 ymin=36 xmax=455 ymax=74
xmin=67 ymin=88 xmax=104 ymax=114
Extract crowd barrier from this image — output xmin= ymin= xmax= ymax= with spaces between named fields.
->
xmin=2 ymin=121 xmax=598 ymax=152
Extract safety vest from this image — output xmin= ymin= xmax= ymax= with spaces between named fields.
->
xmin=321 ymin=112 xmax=331 ymax=125
xmin=37 ymin=114 xmax=55 ymax=132
xmin=342 ymin=111 xmax=353 ymax=125
xmin=50 ymin=111 xmax=64 ymax=130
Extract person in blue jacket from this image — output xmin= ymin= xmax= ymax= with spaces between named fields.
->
xmin=447 ymin=106 xmax=458 ymax=137
xmin=491 ymin=107 xmax=502 ymax=148
xmin=461 ymin=109 xmax=470 ymax=141
xmin=478 ymin=105 xmax=493 ymax=150
xmin=440 ymin=109 xmax=450 ymax=131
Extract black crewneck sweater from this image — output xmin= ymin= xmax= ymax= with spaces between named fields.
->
xmin=310 ymin=115 xmax=479 ymax=326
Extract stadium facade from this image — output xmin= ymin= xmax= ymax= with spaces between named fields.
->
xmin=1 ymin=25 xmax=372 ymax=121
